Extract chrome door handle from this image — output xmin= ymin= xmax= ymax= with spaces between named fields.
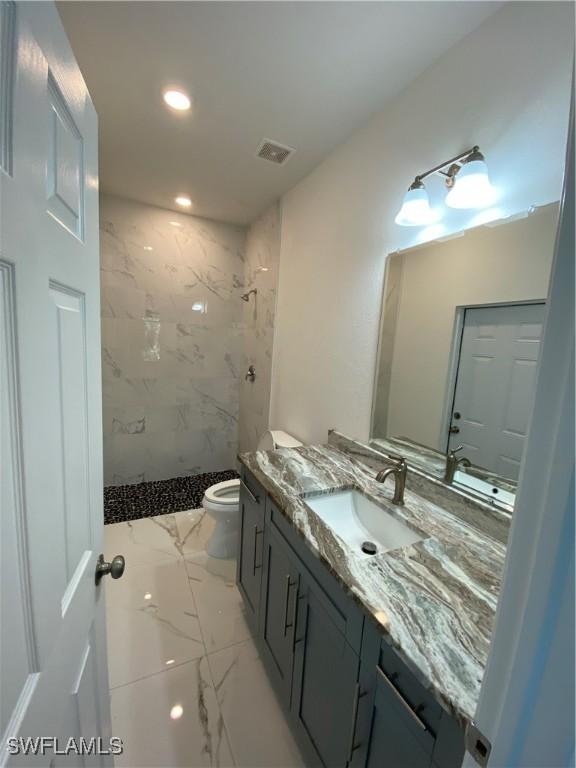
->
xmin=347 ymin=682 xmax=366 ymax=763
xmin=449 ymin=426 xmax=460 ymax=434
xmin=293 ymin=592 xmax=307 ymax=647
xmin=252 ymin=526 xmax=263 ymax=575
xmin=95 ymin=554 xmax=125 ymax=584
xmin=282 ymin=576 xmax=297 ymax=636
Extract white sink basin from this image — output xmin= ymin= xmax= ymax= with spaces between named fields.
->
xmin=305 ymin=489 xmax=423 ymax=556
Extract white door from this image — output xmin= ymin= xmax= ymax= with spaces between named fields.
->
xmin=448 ymin=303 xmax=545 ymax=480
xmin=1 ymin=2 xmax=117 ymax=765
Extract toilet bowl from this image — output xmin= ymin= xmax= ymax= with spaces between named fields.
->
xmin=202 ymin=479 xmax=241 ymax=559
xmin=202 ymin=430 xmax=302 ymax=559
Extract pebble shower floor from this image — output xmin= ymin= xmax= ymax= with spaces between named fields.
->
xmin=103 ymin=469 xmax=239 ymax=524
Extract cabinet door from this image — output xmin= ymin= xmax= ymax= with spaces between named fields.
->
xmin=236 ymin=473 xmax=265 ymax=633
xmin=291 ymin=573 xmax=361 ymax=768
xmin=365 ymin=667 xmax=435 ymax=768
xmin=259 ymin=521 xmax=299 ymax=703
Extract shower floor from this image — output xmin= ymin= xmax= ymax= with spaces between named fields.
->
xmin=103 ymin=469 xmax=239 ymax=525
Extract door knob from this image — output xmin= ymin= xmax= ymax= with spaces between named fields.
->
xmin=449 ymin=426 xmax=460 ymax=434
xmin=95 ymin=553 xmax=125 ymax=584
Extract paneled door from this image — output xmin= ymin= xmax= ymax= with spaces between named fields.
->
xmin=1 ymin=3 xmax=115 ymax=764
xmin=448 ymin=303 xmax=545 ymax=480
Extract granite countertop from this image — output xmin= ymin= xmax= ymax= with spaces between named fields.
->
xmin=238 ymin=439 xmax=509 ymax=727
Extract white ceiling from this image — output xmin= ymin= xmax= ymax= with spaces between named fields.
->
xmin=58 ymin=1 xmax=501 ymax=225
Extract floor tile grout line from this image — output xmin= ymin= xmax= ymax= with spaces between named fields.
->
xmin=105 ymin=514 xmax=243 ymax=766
xmin=203 ymin=638 xmax=240 ymax=768
xmin=106 ymin=513 xmax=212 ymax=694
xmin=109 ymin=655 xmax=206 ymax=693
xmin=180 ymin=553 xmax=239 ymax=767
xmin=204 ymin=635 xmax=253 ymax=659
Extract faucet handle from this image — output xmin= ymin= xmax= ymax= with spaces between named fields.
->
xmin=450 ymin=444 xmax=464 ymax=456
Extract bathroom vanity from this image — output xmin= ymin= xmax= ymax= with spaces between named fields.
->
xmin=236 ymin=434 xmax=510 ymax=768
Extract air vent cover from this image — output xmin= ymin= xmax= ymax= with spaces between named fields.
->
xmin=256 ymin=139 xmax=295 ymax=165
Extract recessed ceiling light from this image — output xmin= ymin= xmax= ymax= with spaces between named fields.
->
xmin=143 ymin=246 xmax=153 ymax=251
xmin=163 ymin=89 xmax=191 ymax=112
xmin=175 ymin=196 xmax=192 ymax=208
xmin=170 ymin=704 xmax=184 ymax=721
xmin=169 ymin=221 xmax=181 ymax=227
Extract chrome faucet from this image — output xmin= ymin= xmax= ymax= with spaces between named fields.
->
xmin=444 ymin=445 xmax=471 ymax=484
xmin=375 ymin=458 xmax=407 ymax=505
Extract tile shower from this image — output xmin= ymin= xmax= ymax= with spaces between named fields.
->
xmin=239 ymin=202 xmax=281 ymax=452
xmin=100 ymin=194 xmax=280 ymax=519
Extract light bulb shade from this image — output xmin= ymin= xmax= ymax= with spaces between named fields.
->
xmin=394 ymin=185 xmax=435 ymax=226
xmin=445 ymin=159 xmax=496 ymax=209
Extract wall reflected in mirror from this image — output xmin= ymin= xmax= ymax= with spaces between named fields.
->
xmin=371 ymin=203 xmax=559 ymax=509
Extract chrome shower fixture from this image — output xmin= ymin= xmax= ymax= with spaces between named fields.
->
xmin=241 ymin=288 xmax=257 ymax=302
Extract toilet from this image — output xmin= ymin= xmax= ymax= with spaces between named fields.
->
xmin=202 ymin=430 xmax=302 ymax=559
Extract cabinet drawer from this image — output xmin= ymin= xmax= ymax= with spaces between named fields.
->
xmin=367 ymin=672 xmax=435 ymax=768
xmin=378 ymin=637 xmax=443 ymax=741
xmin=268 ymin=499 xmax=364 ymax=652
xmin=240 ymin=467 xmax=265 ymax=509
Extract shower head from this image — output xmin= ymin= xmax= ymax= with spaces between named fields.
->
xmin=241 ymin=288 xmax=257 ymax=302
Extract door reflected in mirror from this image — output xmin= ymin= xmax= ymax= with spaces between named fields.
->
xmin=371 ymin=203 xmax=560 ymax=509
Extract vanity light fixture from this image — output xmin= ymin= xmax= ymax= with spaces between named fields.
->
xmin=175 ymin=196 xmax=192 ymax=208
xmin=163 ymin=89 xmax=191 ymax=112
xmin=394 ymin=180 xmax=435 ymax=226
xmin=395 ymin=145 xmax=495 ymax=226
xmin=445 ymin=147 xmax=496 ymax=209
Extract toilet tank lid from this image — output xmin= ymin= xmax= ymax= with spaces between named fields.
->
xmin=258 ymin=430 xmax=303 ymax=450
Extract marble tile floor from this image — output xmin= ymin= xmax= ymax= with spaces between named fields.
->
xmin=105 ymin=508 xmax=305 ymax=768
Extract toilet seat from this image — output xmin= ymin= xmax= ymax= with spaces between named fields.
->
xmin=203 ymin=479 xmax=240 ymax=507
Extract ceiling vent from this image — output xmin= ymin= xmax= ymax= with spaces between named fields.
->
xmin=255 ymin=139 xmax=295 ymax=165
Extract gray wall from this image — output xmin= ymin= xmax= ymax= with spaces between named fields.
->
xmin=100 ymin=194 xmax=246 ymax=485
xmin=270 ymin=3 xmax=572 ymax=446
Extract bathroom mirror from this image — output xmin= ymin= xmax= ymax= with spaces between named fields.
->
xmin=370 ymin=203 xmax=560 ymax=508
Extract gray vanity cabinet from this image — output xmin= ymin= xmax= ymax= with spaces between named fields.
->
xmin=290 ymin=570 xmax=361 ymax=768
xmin=258 ymin=517 xmax=300 ymax=704
xmin=236 ymin=469 xmax=465 ymax=768
xmin=354 ymin=621 xmax=465 ymax=768
xmin=364 ymin=676 xmax=432 ymax=768
xmin=236 ymin=471 xmax=265 ymax=633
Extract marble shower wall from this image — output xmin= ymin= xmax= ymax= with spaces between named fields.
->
xmin=100 ymin=194 xmax=246 ymax=486
xmin=239 ymin=202 xmax=281 ymax=451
